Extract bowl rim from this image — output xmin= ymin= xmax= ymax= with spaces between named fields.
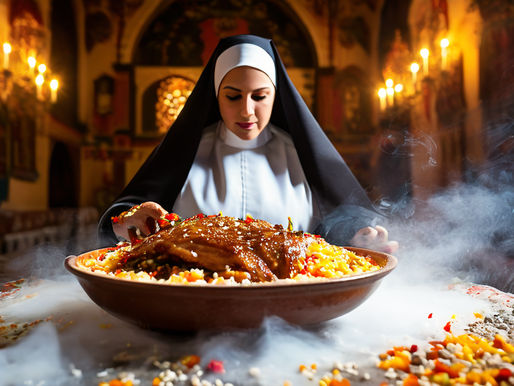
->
xmin=65 ymin=246 xmax=397 ymax=292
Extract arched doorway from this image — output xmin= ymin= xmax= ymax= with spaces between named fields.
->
xmin=49 ymin=141 xmax=77 ymax=208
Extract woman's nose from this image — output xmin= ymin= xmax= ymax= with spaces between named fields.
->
xmin=241 ymin=97 xmax=254 ymax=117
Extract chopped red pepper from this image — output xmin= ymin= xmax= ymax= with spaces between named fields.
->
xmin=111 ymin=216 xmax=119 ymax=224
xmin=165 ymin=213 xmax=180 ymax=221
xmin=245 ymin=214 xmax=254 ymax=223
xmin=497 ymin=368 xmax=512 ymax=381
xmin=181 ymin=354 xmax=201 ymax=368
xmin=443 ymin=321 xmax=452 ymax=333
xmin=409 ymin=344 xmax=418 ymax=353
xmin=206 ymin=359 xmax=225 ymax=373
xmin=428 ymin=313 xmax=433 ymax=319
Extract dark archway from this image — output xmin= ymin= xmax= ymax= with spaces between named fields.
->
xmin=49 ymin=142 xmax=77 ymax=208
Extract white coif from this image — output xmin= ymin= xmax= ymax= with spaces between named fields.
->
xmin=172 ymin=122 xmax=316 ymax=232
xmin=214 ymin=43 xmax=276 ymax=95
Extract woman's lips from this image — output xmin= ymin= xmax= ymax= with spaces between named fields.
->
xmin=237 ymin=122 xmax=255 ymax=129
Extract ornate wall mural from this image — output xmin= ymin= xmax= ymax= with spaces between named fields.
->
xmin=134 ymin=0 xmax=315 ymax=68
xmin=83 ymin=0 xmax=144 ymax=53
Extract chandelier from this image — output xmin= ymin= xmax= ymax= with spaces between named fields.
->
xmin=1 ymin=41 xmax=59 ymax=104
xmin=376 ymin=30 xmax=455 ymax=115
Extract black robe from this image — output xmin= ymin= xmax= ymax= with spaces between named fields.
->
xmin=97 ymin=35 xmax=383 ymax=246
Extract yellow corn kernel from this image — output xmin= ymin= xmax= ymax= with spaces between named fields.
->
xmin=462 ymin=345 xmax=475 ymax=363
xmin=332 ymin=368 xmax=341 ymax=376
xmin=466 ymin=370 xmax=482 ymax=383
xmin=481 ymin=372 xmax=498 ymax=386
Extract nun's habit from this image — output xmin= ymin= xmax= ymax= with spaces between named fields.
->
xmin=98 ymin=35 xmax=384 ymax=246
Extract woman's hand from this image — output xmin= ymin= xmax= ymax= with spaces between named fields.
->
xmin=350 ymin=225 xmax=399 ymax=254
xmin=112 ymin=201 xmax=168 ymax=241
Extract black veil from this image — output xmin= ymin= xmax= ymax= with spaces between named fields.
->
xmin=98 ymin=35 xmax=382 ymax=246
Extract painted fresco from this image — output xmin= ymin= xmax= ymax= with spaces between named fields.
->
xmin=134 ymin=0 xmax=315 ymax=68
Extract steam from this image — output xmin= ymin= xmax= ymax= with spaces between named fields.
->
xmin=1 ymin=149 xmax=512 ymax=385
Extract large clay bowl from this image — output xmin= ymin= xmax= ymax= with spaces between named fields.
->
xmin=65 ymin=247 xmax=397 ymax=331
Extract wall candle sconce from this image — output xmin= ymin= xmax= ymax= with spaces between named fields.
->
xmin=1 ymin=41 xmax=60 ymax=104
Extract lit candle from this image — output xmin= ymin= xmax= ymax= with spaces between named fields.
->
xmin=3 ymin=43 xmax=11 ymax=69
xmin=386 ymin=87 xmax=394 ymax=107
xmin=394 ymin=83 xmax=403 ymax=104
xmin=28 ymin=56 xmax=37 ymax=75
xmin=440 ymin=38 xmax=449 ymax=70
xmin=410 ymin=62 xmax=420 ymax=87
xmin=35 ymin=74 xmax=44 ymax=99
xmin=38 ymin=63 xmax=47 ymax=74
xmin=50 ymin=78 xmax=59 ymax=103
xmin=420 ymin=48 xmax=429 ymax=76
xmin=384 ymin=79 xmax=394 ymax=106
xmin=378 ymin=88 xmax=387 ymax=111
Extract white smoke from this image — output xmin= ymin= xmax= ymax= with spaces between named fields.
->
xmin=0 ymin=178 xmax=512 ymax=385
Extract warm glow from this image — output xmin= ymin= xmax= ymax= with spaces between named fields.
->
xmin=2 ymin=42 xmax=11 ymax=69
xmin=386 ymin=87 xmax=394 ymax=96
xmin=378 ymin=88 xmax=387 ymax=98
xmin=394 ymin=84 xmax=403 ymax=93
xmin=28 ymin=56 xmax=36 ymax=69
xmin=410 ymin=62 xmax=420 ymax=73
xmin=385 ymin=78 xmax=394 ymax=88
xmin=420 ymin=48 xmax=429 ymax=59
xmin=35 ymin=74 xmax=44 ymax=86
xmin=50 ymin=78 xmax=59 ymax=91
xmin=3 ymin=42 xmax=11 ymax=54
xmin=38 ymin=63 xmax=47 ymax=74
xmin=50 ymin=78 xmax=59 ymax=103
xmin=440 ymin=38 xmax=449 ymax=48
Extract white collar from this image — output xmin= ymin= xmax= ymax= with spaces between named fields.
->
xmin=219 ymin=122 xmax=272 ymax=149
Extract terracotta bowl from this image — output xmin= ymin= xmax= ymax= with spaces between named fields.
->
xmin=65 ymin=247 xmax=397 ymax=331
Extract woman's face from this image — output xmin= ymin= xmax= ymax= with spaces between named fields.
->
xmin=218 ymin=66 xmax=275 ymax=140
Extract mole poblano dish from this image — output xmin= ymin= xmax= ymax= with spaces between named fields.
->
xmin=79 ymin=213 xmax=381 ymax=286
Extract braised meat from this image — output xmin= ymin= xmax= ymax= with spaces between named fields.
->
xmin=119 ymin=216 xmax=309 ymax=282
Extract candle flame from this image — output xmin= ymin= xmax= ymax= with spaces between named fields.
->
xmin=3 ymin=42 xmax=11 ymax=54
xmin=385 ymin=78 xmax=394 ymax=88
xmin=420 ymin=48 xmax=429 ymax=59
xmin=35 ymin=74 xmax=44 ymax=86
xmin=410 ymin=63 xmax=420 ymax=73
xmin=378 ymin=88 xmax=387 ymax=98
xmin=440 ymin=38 xmax=449 ymax=48
xmin=50 ymin=78 xmax=59 ymax=91
xmin=28 ymin=56 xmax=36 ymax=69
xmin=394 ymin=84 xmax=403 ymax=93
xmin=38 ymin=64 xmax=47 ymax=74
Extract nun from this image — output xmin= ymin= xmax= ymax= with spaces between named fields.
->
xmin=98 ymin=34 xmax=398 ymax=253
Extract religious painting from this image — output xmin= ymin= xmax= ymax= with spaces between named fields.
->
xmin=328 ymin=66 xmax=373 ymax=144
xmin=8 ymin=86 xmax=37 ymax=181
xmin=134 ymin=0 xmax=315 ymax=68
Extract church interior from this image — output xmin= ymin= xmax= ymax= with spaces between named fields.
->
xmin=0 ymin=0 xmax=512 ymax=289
